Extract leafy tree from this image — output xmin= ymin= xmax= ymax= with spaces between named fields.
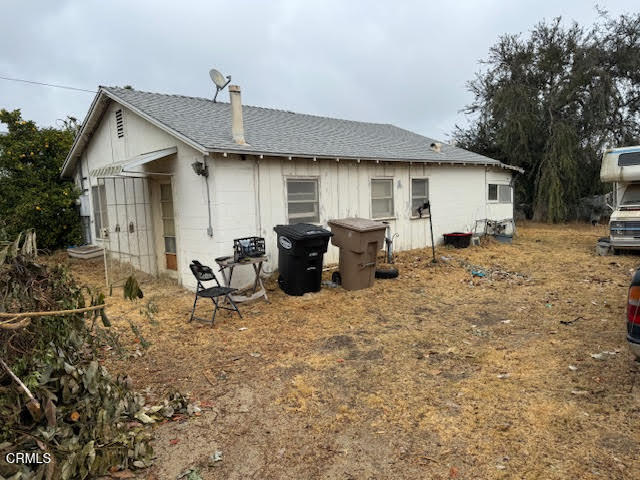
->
xmin=454 ymin=13 xmax=640 ymax=221
xmin=0 ymin=109 xmax=82 ymax=249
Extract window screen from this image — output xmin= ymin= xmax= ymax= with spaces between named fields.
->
xmin=287 ymin=179 xmax=319 ymax=224
xmin=371 ymin=179 xmax=394 ymax=218
xmin=411 ymin=178 xmax=429 ymax=216
xmin=498 ymin=185 xmax=512 ymax=203
xmin=91 ymin=185 xmax=108 ymax=238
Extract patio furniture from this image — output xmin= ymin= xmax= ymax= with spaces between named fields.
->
xmin=188 ymin=260 xmax=242 ymax=325
xmin=215 ymin=255 xmax=270 ymax=303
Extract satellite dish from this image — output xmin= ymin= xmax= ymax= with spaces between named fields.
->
xmin=209 ymin=68 xmax=231 ymax=102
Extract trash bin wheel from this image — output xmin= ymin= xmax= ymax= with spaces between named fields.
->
xmin=375 ymin=266 xmax=399 ymax=279
xmin=331 ymin=271 xmax=342 ymax=285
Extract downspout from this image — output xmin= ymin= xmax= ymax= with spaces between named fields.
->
xmin=255 ymin=156 xmax=275 ymax=274
xmin=254 ymin=156 xmax=262 ymax=236
xmin=204 ymin=154 xmax=213 ymax=237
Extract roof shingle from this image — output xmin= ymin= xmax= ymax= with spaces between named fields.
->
xmin=102 ymin=86 xmax=515 ymax=169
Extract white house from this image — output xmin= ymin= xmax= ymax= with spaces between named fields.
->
xmin=61 ymin=85 xmax=521 ymax=290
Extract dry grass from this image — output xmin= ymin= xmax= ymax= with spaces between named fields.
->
xmin=56 ymin=223 xmax=640 ymax=479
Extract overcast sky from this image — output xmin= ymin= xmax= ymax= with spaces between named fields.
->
xmin=0 ymin=1 xmax=637 ymax=139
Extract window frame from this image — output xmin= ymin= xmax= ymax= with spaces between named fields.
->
xmin=160 ymin=183 xmax=177 ymax=255
xmin=487 ymin=183 xmax=512 ymax=204
xmin=371 ymin=177 xmax=395 ymax=220
xmin=410 ymin=177 xmax=430 ymax=219
xmin=285 ymin=176 xmax=320 ymax=224
xmin=91 ymin=184 xmax=108 ymax=239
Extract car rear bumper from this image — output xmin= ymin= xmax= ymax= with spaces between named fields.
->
xmin=627 ymin=334 xmax=640 ymax=358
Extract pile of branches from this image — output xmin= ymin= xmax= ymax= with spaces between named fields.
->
xmin=0 ymin=232 xmax=153 ymax=479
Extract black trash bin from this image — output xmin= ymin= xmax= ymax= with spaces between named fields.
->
xmin=274 ymin=223 xmax=333 ymax=296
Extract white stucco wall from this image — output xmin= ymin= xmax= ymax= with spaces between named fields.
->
xmin=75 ymin=100 xmax=514 ymax=291
xmin=254 ymin=157 xmax=513 ymax=270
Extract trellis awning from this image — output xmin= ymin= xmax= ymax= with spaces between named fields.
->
xmin=90 ymin=146 xmax=177 ymax=177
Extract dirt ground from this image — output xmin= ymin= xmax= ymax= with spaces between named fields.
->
xmin=59 ymin=223 xmax=640 ymax=479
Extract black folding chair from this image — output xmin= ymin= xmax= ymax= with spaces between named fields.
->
xmin=188 ymin=260 xmax=242 ymax=325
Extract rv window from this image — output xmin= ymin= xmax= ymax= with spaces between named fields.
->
xmin=618 ymin=152 xmax=640 ymax=166
xmin=621 ymin=184 xmax=640 ymax=205
xmin=287 ymin=179 xmax=319 ymax=224
xmin=371 ymin=178 xmax=394 ymax=219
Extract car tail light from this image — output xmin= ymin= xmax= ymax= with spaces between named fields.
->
xmin=627 ymin=286 xmax=640 ymax=324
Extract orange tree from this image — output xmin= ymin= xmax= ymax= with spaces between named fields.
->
xmin=0 ymin=109 xmax=82 ymax=249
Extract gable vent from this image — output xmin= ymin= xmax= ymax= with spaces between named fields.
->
xmin=115 ymin=109 xmax=125 ymax=138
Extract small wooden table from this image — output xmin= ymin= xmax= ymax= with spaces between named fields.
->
xmin=215 ymin=256 xmax=269 ymax=303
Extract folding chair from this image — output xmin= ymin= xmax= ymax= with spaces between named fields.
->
xmin=188 ymin=260 xmax=242 ymax=325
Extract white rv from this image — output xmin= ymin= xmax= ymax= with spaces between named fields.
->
xmin=600 ymin=145 xmax=640 ymax=251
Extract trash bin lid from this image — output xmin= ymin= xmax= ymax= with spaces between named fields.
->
xmin=328 ymin=217 xmax=387 ymax=232
xmin=274 ymin=223 xmax=333 ymax=240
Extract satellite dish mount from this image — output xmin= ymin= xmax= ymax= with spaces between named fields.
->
xmin=209 ymin=68 xmax=231 ymax=103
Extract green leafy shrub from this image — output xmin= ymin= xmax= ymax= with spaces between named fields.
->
xmin=0 ymin=109 xmax=82 ymax=250
xmin=0 ymin=241 xmax=153 ymax=479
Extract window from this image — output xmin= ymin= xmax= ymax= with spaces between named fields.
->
xmin=115 ymin=109 xmax=124 ymax=138
xmin=371 ymin=178 xmax=394 ymax=219
xmin=160 ymin=184 xmax=177 ymax=270
xmin=160 ymin=184 xmax=176 ymax=253
xmin=488 ymin=184 xmax=498 ymax=201
xmin=91 ymin=185 xmax=108 ymax=238
xmin=286 ymin=179 xmax=319 ymax=223
xmin=488 ymin=183 xmax=512 ymax=203
xmin=411 ymin=178 xmax=429 ymax=216
xmin=618 ymin=152 xmax=640 ymax=166
xmin=621 ymin=184 xmax=640 ymax=205
xmin=498 ymin=185 xmax=512 ymax=203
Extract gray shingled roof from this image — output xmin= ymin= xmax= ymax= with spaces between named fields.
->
xmin=100 ymin=86 xmax=516 ymax=169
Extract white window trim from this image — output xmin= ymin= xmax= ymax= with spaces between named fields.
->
xmin=410 ymin=176 xmax=430 ymax=219
xmin=487 ymin=183 xmax=512 ymax=204
xmin=371 ymin=177 xmax=395 ymax=220
xmin=285 ymin=176 xmax=321 ymax=224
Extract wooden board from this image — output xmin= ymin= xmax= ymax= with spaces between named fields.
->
xmin=165 ymin=253 xmax=177 ymax=270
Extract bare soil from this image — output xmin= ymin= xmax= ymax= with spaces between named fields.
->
xmin=59 ymin=223 xmax=640 ymax=479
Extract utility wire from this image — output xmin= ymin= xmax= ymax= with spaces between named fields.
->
xmin=0 ymin=75 xmax=96 ymax=93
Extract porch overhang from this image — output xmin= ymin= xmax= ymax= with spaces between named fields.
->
xmin=90 ymin=146 xmax=177 ymax=177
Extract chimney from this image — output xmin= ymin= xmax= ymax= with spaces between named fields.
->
xmin=229 ymin=85 xmax=246 ymax=145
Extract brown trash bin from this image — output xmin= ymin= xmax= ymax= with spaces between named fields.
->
xmin=328 ymin=217 xmax=387 ymax=291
